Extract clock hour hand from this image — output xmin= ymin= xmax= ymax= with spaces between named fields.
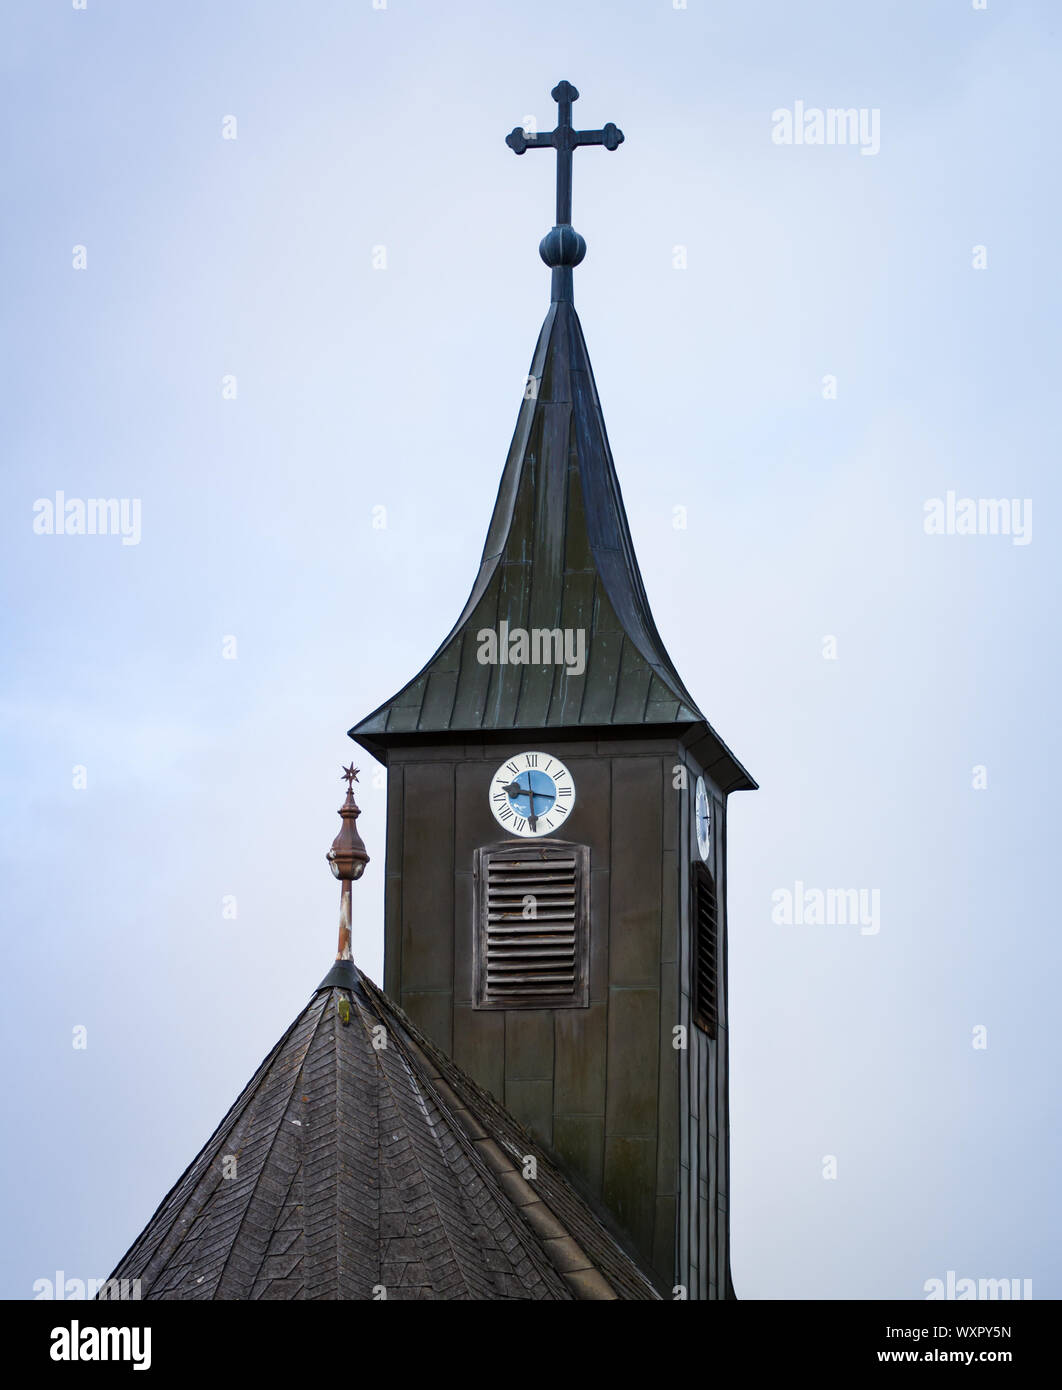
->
xmin=502 ymin=777 xmax=538 ymax=830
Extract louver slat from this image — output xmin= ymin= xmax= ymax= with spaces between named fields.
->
xmin=693 ymin=864 xmax=719 ymax=1038
xmin=475 ymin=842 xmax=590 ymax=1009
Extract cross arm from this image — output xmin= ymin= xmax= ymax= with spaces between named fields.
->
xmin=506 ymin=128 xmax=555 ymax=155
xmin=506 ymin=123 xmax=625 ymax=156
xmin=575 ymin=124 xmax=624 ymax=151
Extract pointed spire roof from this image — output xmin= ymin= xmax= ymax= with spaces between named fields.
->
xmin=349 ymin=295 xmax=754 ymax=789
xmin=351 ymin=297 xmax=697 ymax=726
xmin=350 ymin=82 xmax=754 ymax=794
xmin=107 ymin=962 xmax=660 ymax=1300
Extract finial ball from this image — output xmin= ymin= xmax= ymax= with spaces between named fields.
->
xmin=539 ymin=224 xmax=587 ymax=268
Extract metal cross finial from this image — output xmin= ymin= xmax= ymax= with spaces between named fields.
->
xmin=341 ymin=763 xmax=360 ymax=792
xmin=506 ymin=82 xmax=623 ymax=301
xmin=506 ymin=81 xmax=623 ymax=225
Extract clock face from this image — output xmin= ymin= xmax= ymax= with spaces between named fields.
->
xmin=695 ymin=775 xmax=711 ymax=862
xmin=489 ymin=751 xmax=575 ymax=838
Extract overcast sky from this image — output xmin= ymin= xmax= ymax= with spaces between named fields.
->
xmin=1 ymin=0 xmax=1058 ymax=1300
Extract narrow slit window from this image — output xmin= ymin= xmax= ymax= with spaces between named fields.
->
xmin=474 ymin=842 xmax=590 ymax=1009
xmin=692 ymin=862 xmax=719 ymax=1038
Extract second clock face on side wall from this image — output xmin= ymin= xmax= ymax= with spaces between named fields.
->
xmin=489 ymin=751 xmax=576 ymax=838
xmin=695 ymin=774 xmax=712 ymax=862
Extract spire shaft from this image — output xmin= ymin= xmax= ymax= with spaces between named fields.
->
xmin=337 ymin=880 xmax=352 ymax=961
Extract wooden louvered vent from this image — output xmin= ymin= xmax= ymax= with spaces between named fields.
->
xmin=474 ymin=842 xmax=590 ymax=1009
xmin=692 ymin=862 xmax=719 ymax=1038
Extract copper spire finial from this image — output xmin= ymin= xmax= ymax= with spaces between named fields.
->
xmin=327 ymin=766 xmax=370 ymax=961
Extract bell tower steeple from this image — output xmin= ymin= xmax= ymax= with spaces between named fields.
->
xmin=349 ymin=82 xmax=755 ymax=1300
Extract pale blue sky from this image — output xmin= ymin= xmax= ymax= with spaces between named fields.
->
xmin=1 ymin=0 xmax=1058 ymax=1299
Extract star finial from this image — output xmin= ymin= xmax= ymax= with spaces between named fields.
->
xmin=341 ymin=763 xmax=360 ymax=792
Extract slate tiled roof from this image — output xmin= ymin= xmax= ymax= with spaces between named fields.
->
xmin=349 ymin=299 xmax=755 ymax=794
xmin=108 ymin=960 xmax=660 ymax=1301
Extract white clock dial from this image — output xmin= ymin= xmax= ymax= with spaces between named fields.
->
xmin=695 ymin=775 xmax=711 ymax=862
xmin=489 ymin=751 xmax=576 ymax=838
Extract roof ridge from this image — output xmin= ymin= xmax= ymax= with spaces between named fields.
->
xmin=356 ymin=971 xmax=661 ymax=1300
xmin=344 ymin=981 xmax=564 ymax=1299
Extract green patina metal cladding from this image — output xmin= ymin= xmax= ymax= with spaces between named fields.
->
xmin=349 ymin=300 xmax=754 ymax=798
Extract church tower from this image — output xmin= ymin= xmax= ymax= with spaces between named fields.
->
xmin=350 ymin=82 xmax=756 ymax=1299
